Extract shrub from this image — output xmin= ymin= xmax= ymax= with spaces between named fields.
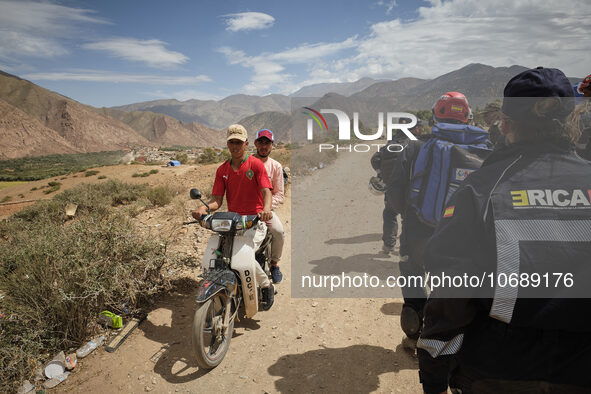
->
xmin=149 ymin=169 xmax=159 ymax=175
xmin=1 ymin=195 xmax=12 ymax=203
xmin=43 ymin=182 xmax=61 ymax=194
xmin=124 ymin=198 xmax=150 ymax=217
xmin=199 ymin=148 xmax=218 ymax=164
xmin=85 ymin=170 xmax=99 ymax=177
xmin=30 ymin=187 xmax=37 ymax=191
xmin=219 ymin=149 xmax=231 ymax=162
xmin=132 ymin=172 xmax=150 ymax=178
xmin=147 ymin=185 xmax=173 ymax=207
xmin=60 ymin=180 xmax=148 ymax=209
xmin=0 ymin=214 xmax=172 ymax=389
xmin=174 ymin=153 xmax=188 ymax=164
xmin=98 ymin=175 xmax=107 ymax=179
xmin=14 ymin=180 xmax=149 ymax=223
xmin=0 ymin=180 xmax=179 ymax=389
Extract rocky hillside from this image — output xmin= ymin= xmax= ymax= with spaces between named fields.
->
xmin=98 ymin=108 xmax=224 ymax=147
xmin=0 ymin=71 xmax=223 ymax=158
xmin=237 ymin=111 xmax=293 ymax=142
xmin=0 ymin=99 xmax=81 ymax=159
xmin=0 ymin=71 xmax=151 ymax=156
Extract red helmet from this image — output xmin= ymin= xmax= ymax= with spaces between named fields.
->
xmin=432 ymin=91 xmax=471 ymax=124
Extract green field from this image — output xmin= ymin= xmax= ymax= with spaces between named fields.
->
xmin=0 ymin=151 xmax=126 ymax=181
xmin=0 ymin=181 xmax=28 ymax=190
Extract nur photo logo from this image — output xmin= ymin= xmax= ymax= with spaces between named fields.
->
xmin=303 ymin=108 xmax=418 ymax=141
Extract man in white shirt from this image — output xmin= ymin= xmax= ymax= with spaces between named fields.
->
xmin=253 ymin=129 xmax=285 ymax=284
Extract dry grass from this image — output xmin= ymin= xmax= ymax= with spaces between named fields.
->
xmin=0 ymin=180 xmax=183 ymax=390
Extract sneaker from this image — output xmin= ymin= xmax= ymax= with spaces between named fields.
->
xmin=270 ymin=265 xmax=283 ymax=284
xmin=261 ymin=284 xmax=275 ymax=311
xmin=400 ymin=305 xmax=422 ymax=339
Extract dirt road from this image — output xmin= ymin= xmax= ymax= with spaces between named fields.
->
xmin=55 ymin=151 xmax=421 ymax=393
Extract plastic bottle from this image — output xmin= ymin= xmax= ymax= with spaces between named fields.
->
xmin=76 ymin=335 xmax=105 ymax=358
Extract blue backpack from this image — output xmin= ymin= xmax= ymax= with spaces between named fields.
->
xmin=409 ymin=123 xmax=492 ymax=226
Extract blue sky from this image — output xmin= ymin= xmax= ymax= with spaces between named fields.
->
xmin=0 ymin=0 xmax=590 ymax=107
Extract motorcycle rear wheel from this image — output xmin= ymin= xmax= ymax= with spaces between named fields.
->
xmin=191 ymin=293 xmax=234 ymax=369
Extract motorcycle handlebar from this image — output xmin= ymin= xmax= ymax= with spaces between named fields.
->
xmin=183 ymin=214 xmax=261 ymax=227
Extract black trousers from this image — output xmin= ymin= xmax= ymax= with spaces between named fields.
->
xmin=398 ymin=210 xmax=433 ymax=312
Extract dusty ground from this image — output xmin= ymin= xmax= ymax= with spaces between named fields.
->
xmin=3 ymin=152 xmax=420 ymax=393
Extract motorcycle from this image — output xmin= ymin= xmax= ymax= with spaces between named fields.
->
xmin=186 ymin=188 xmax=273 ymax=369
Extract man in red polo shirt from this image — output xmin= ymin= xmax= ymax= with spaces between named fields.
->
xmin=192 ymin=124 xmax=275 ymax=309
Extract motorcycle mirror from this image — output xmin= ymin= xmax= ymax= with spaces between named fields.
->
xmin=190 ymin=188 xmax=202 ymax=200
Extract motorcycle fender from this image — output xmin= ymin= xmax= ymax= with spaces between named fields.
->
xmin=196 ymin=270 xmax=237 ymax=303
xmin=232 ymin=233 xmax=262 ymax=318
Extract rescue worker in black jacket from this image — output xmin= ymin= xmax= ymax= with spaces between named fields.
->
xmin=387 ymin=93 xmax=478 ymax=341
xmin=418 ymin=67 xmax=591 ymax=394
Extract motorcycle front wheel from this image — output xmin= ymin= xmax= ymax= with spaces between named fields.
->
xmin=191 ymin=292 xmax=234 ymax=369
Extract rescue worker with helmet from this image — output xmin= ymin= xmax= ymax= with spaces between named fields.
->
xmin=388 ymin=92 xmax=483 ymax=341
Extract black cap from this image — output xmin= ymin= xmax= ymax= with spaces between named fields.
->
xmin=502 ymin=67 xmax=574 ymax=120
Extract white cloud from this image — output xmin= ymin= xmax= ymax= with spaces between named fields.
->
xmin=0 ymin=31 xmax=67 ymax=58
xmin=222 ymin=12 xmax=275 ymax=32
xmin=268 ymin=38 xmax=358 ymax=63
xmin=0 ymin=61 xmax=35 ymax=74
xmin=23 ymin=70 xmax=210 ymax=85
xmin=218 ymin=37 xmax=357 ymax=94
xmin=376 ymin=0 xmax=397 ymax=15
xmin=144 ymin=89 xmax=222 ymax=102
xmin=233 ymin=0 xmax=590 ymax=95
xmin=348 ymin=0 xmax=591 ymax=80
xmin=83 ymin=38 xmax=189 ymax=68
xmin=0 ymin=0 xmax=108 ymax=59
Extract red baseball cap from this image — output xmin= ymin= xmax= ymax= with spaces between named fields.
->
xmin=255 ymin=129 xmax=274 ymax=141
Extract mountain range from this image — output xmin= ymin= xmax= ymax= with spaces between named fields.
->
xmin=239 ymin=64 xmax=586 ymax=141
xmin=289 ymin=77 xmax=387 ymax=98
xmin=107 ymin=64 xmax=537 ymax=134
xmin=111 ymin=94 xmax=292 ymax=131
xmin=0 ymin=64 xmax=585 ymax=158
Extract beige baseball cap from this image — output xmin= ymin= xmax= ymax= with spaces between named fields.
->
xmin=227 ymin=124 xmax=248 ymax=141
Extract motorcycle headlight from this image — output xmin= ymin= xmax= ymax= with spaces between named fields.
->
xmin=211 ymin=219 xmax=232 ymax=232
xmin=199 ymin=214 xmax=212 ymax=229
